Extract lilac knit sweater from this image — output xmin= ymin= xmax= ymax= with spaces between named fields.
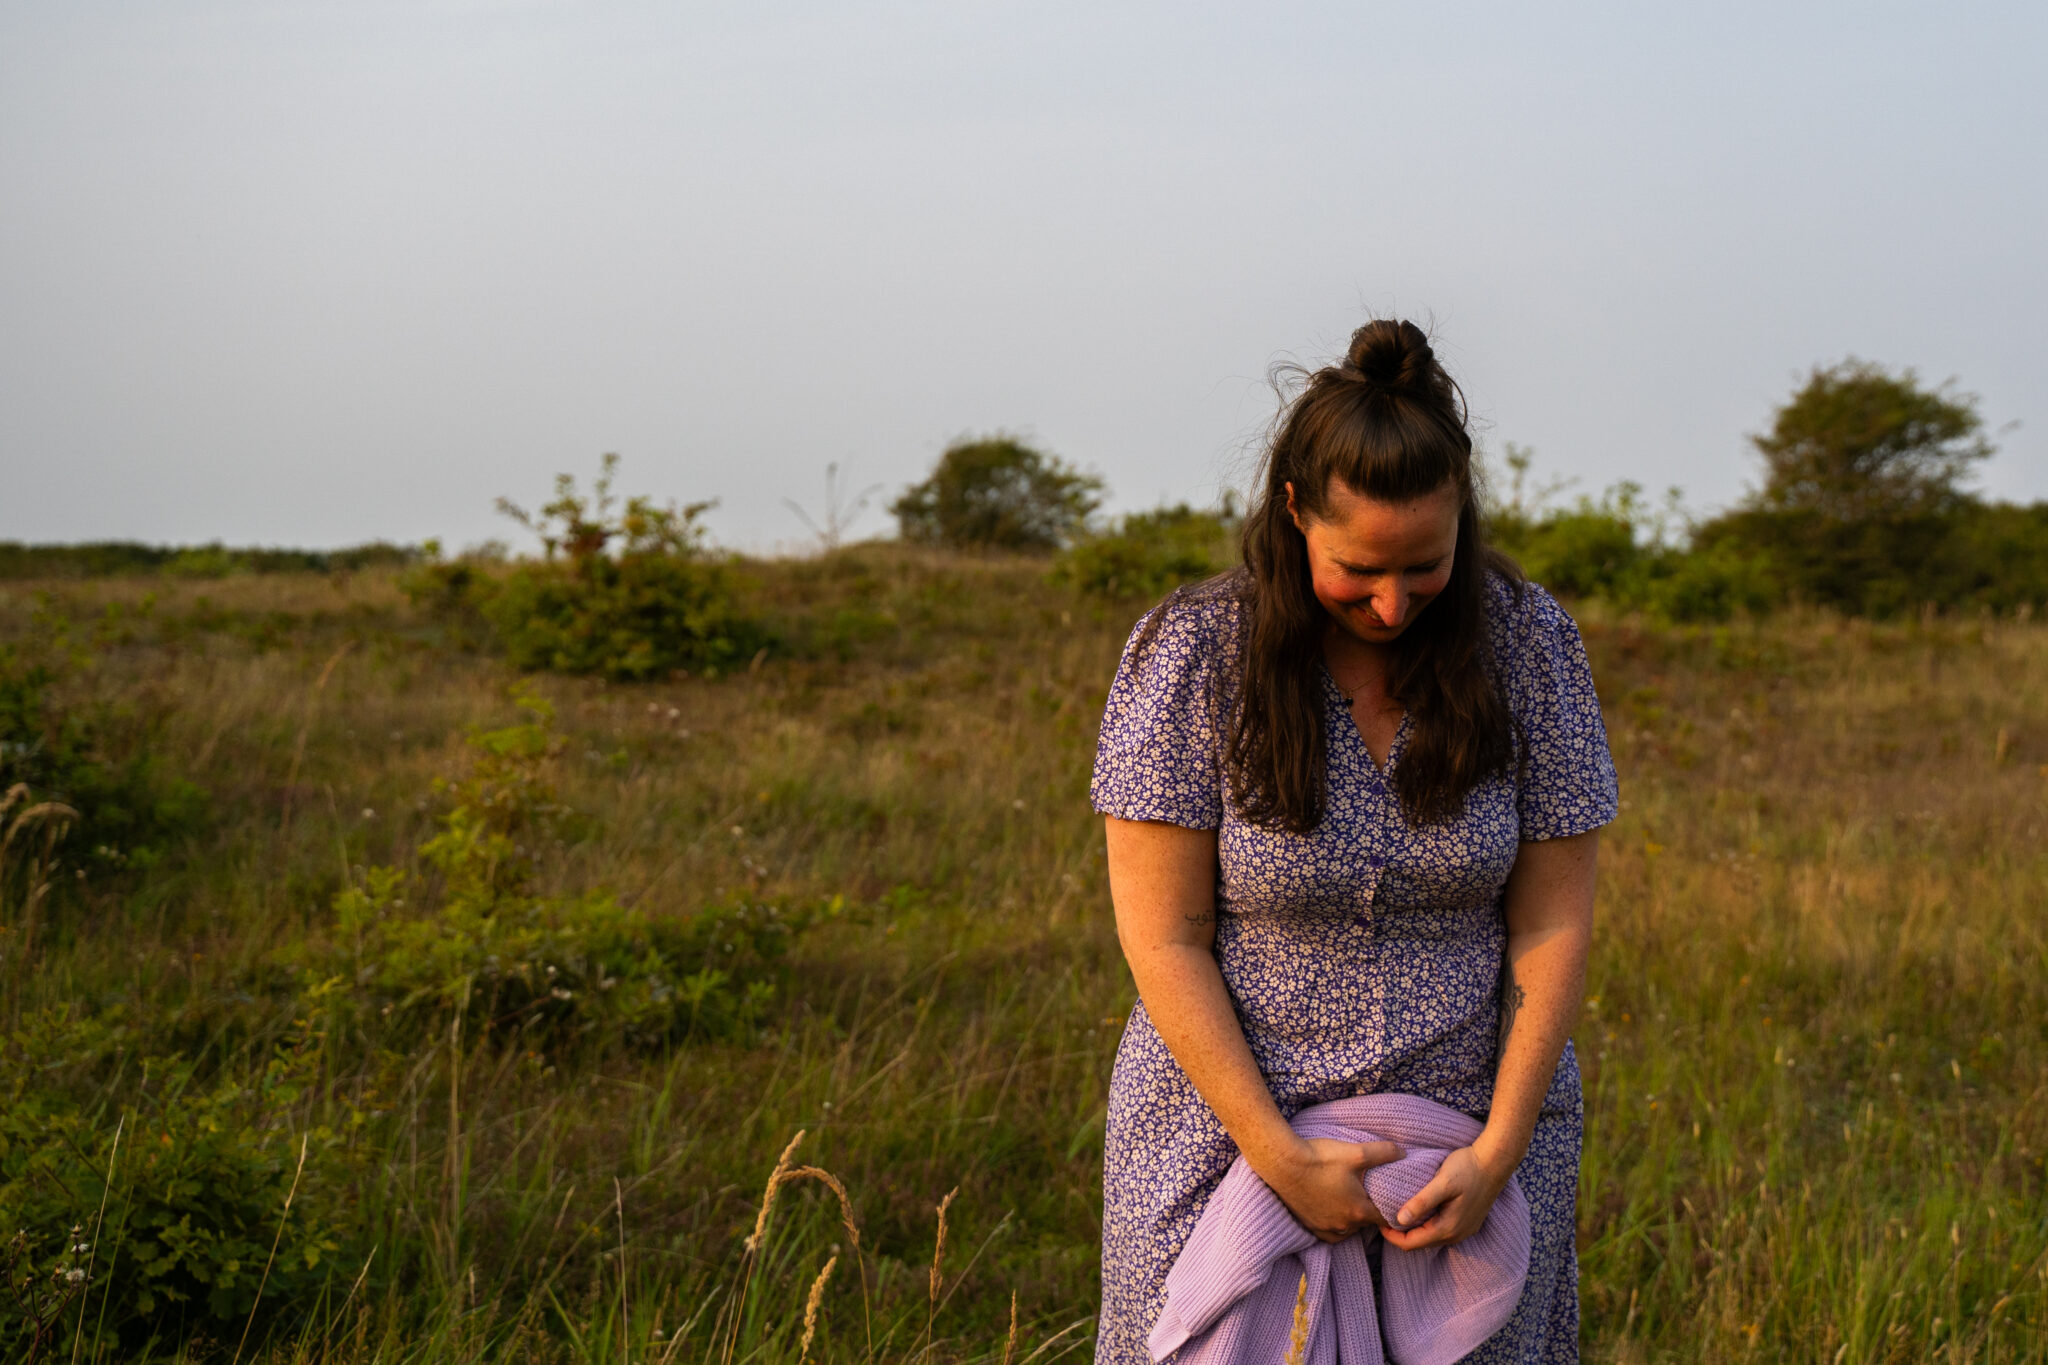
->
xmin=1145 ymin=1095 xmax=1531 ymax=1365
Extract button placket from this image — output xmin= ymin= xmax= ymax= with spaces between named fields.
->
xmin=1352 ymin=854 xmax=1385 ymax=929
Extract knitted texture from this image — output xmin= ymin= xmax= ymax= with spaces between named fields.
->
xmin=1146 ymin=1095 xmax=1530 ymax=1365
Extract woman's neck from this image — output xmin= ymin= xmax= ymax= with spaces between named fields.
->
xmin=1323 ymin=623 xmax=1392 ymax=678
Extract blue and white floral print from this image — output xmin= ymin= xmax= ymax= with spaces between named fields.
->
xmin=1090 ymin=574 xmax=1618 ymax=1365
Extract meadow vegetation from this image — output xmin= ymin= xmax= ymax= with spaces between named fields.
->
xmin=0 ymin=538 xmax=2043 ymax=1363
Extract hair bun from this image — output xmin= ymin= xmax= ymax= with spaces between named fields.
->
xmin=1344 ymin=319 xmax=1435 ymax=392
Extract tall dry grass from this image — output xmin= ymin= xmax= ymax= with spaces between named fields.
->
xmin=0 ymin=551 xmax=2042 ymax=1362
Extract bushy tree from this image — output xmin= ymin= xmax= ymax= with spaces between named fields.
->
xmin=1693 ymin=361 xmax=2003 ymax=615
xmin=891 ymin=435 xmax=1103 ymax=551
xmin=1749 ymin=360 xmax=1991 ymax=519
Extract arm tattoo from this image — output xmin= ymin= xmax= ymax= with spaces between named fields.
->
xmin=1496 ymin=967 xmax=1525 ymax=1061
xmin=1182 ymin=909 xmax=1216 ymax=927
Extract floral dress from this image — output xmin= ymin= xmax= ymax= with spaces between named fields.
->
xmin=1089 ymin=575 xmax=1618 ymax=1365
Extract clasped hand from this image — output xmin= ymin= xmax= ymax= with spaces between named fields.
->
xmin=1261 ymin=1137 xmax=1513 ymax=1249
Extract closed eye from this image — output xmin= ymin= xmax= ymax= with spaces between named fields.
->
xmin=1339 ymin=558 xmax=1446 ymax=576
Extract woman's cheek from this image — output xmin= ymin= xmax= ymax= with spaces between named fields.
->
xmin=1310 ymin=567 xmax=1363 ymax=609
xmin=1409 ymin=568 xmax=1454 ymax=608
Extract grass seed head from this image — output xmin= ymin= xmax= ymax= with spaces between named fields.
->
xmin=930 ymin=1186 xmax=958 ymax=1307
xmin=1283 ymin=1271 xmax=1308 ymax=1365
xmin=798 ymin=1253 xmax=837 ymax=1365
xmin=745 ymin=1129 xmax=805 ymax=1255
xmin=788 ymin=1165 xmax=862 ymax=1251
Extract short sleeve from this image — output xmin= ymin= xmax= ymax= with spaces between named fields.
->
xmin=1088 ymin=597 xmax=1232 ymax=829
xmin=1498 ymin=582 xmax=1620 ymax=841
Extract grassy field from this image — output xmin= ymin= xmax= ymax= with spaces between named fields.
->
xmin=1 ymin=548 xmax=2043 ymax=1363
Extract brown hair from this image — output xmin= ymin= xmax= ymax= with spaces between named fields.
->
xmin=1224 ymin=319 xmax=1520 ymax=831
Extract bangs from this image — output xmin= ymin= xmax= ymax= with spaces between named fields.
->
xmin=1295 ymin=386 xmax=1471 ymax=511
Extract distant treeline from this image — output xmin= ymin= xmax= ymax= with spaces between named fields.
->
xmin=8 ymin=359 xmax=2042 ymax=624
xmin=1488 ymin=480 xmax=2048 ymax=621
xmin=0 ymin=539 xmax=421 ymax=581
xmin=1486 ymin=359 xmax=2048 ymax=619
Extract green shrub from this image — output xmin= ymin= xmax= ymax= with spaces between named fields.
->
xmin=1486 ymin=452 xmax=1780 ymax=623
xmin=457 ymin=456 xmax=767 ymax=681
xmin=1939 ymin=501 xmax=2048 ymax=611
xmin=323 ymin=874 xmax=821 ymax=1052
xmin=1631 ymin=539 xmax=1780 ymax=623
xmin=1688 ymin=501 xmax=2048 ymax=618
xmin=0 ymin=631 xmax=207 ymax=876
xmin=891 ymin=435 xmax=1104 ymax=551
xmin=485 ymin=553 xmax=762 ymax=681
xmin=1497 ymin=498 xmax=1644 ymax=601
xmin=290 ymin=690 xmax=826 ymax=1051
xmin=0 ymin=1009 xmax=351 ymax=1351
xmin=1053 ymin=503 xmax=1238 ymax=599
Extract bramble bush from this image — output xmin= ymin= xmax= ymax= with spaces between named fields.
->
xmin=0 ymin=1008 xmax=351 ymax=1353
xmin=1053 ymin=502 xmax=1238 ymax=600
xmin=290 ymin=689 xmax=829 ymax=1053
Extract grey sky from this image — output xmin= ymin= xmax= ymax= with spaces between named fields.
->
xmin=4 ymin=1 xmax=2043 ymax=554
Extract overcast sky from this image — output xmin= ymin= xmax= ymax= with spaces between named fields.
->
xmin=3 ymin=1 xmax=2043 ymax=554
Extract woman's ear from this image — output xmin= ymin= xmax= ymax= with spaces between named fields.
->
xmin=1284 ymin=481 xmax=1307 ymax=535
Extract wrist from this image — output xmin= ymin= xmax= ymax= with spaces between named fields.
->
xmin=1470 ymin=1125 xmax=1529 ymax=1184
xmin=1241 ymin=1128 xmax=1312 ymax=1185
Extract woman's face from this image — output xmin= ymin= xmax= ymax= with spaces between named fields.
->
xmin=1285 ymin=476 xmax=1461 ymax=645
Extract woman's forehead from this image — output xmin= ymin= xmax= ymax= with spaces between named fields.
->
xmin=1310 ymin=478 xmax=1460 ymax=561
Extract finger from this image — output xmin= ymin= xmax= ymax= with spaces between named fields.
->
xmin=1355 ymin=1140 xmax=1405 ymax=1169
xmin=1380 ymin=1219 xmax=1446 ymax=1251
xmin=1382 ymin=1202 xmax=1461 ymax=1250
xmin=1396 ymin=1173 xmax=1455 ymax=1230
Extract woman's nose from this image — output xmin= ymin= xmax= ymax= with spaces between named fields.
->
xmin=1371 ymin=581 xmax=1409 ymax=628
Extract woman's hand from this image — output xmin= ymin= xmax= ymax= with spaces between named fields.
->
xmin=1379 ymin=1144 xmax=1516 ymax=1251
xmin=1258 ymin=1137 xmax=1406 ymax=1244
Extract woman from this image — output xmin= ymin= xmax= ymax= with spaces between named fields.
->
xmin=1090 ymin=320 xmax=1617 ymax=1364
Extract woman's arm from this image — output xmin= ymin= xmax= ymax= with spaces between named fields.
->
xmin=1381 ymin=827 xmax=1598 ymax=1248
xmin=1106 ymin=815 xmax=1402 ymax=1243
